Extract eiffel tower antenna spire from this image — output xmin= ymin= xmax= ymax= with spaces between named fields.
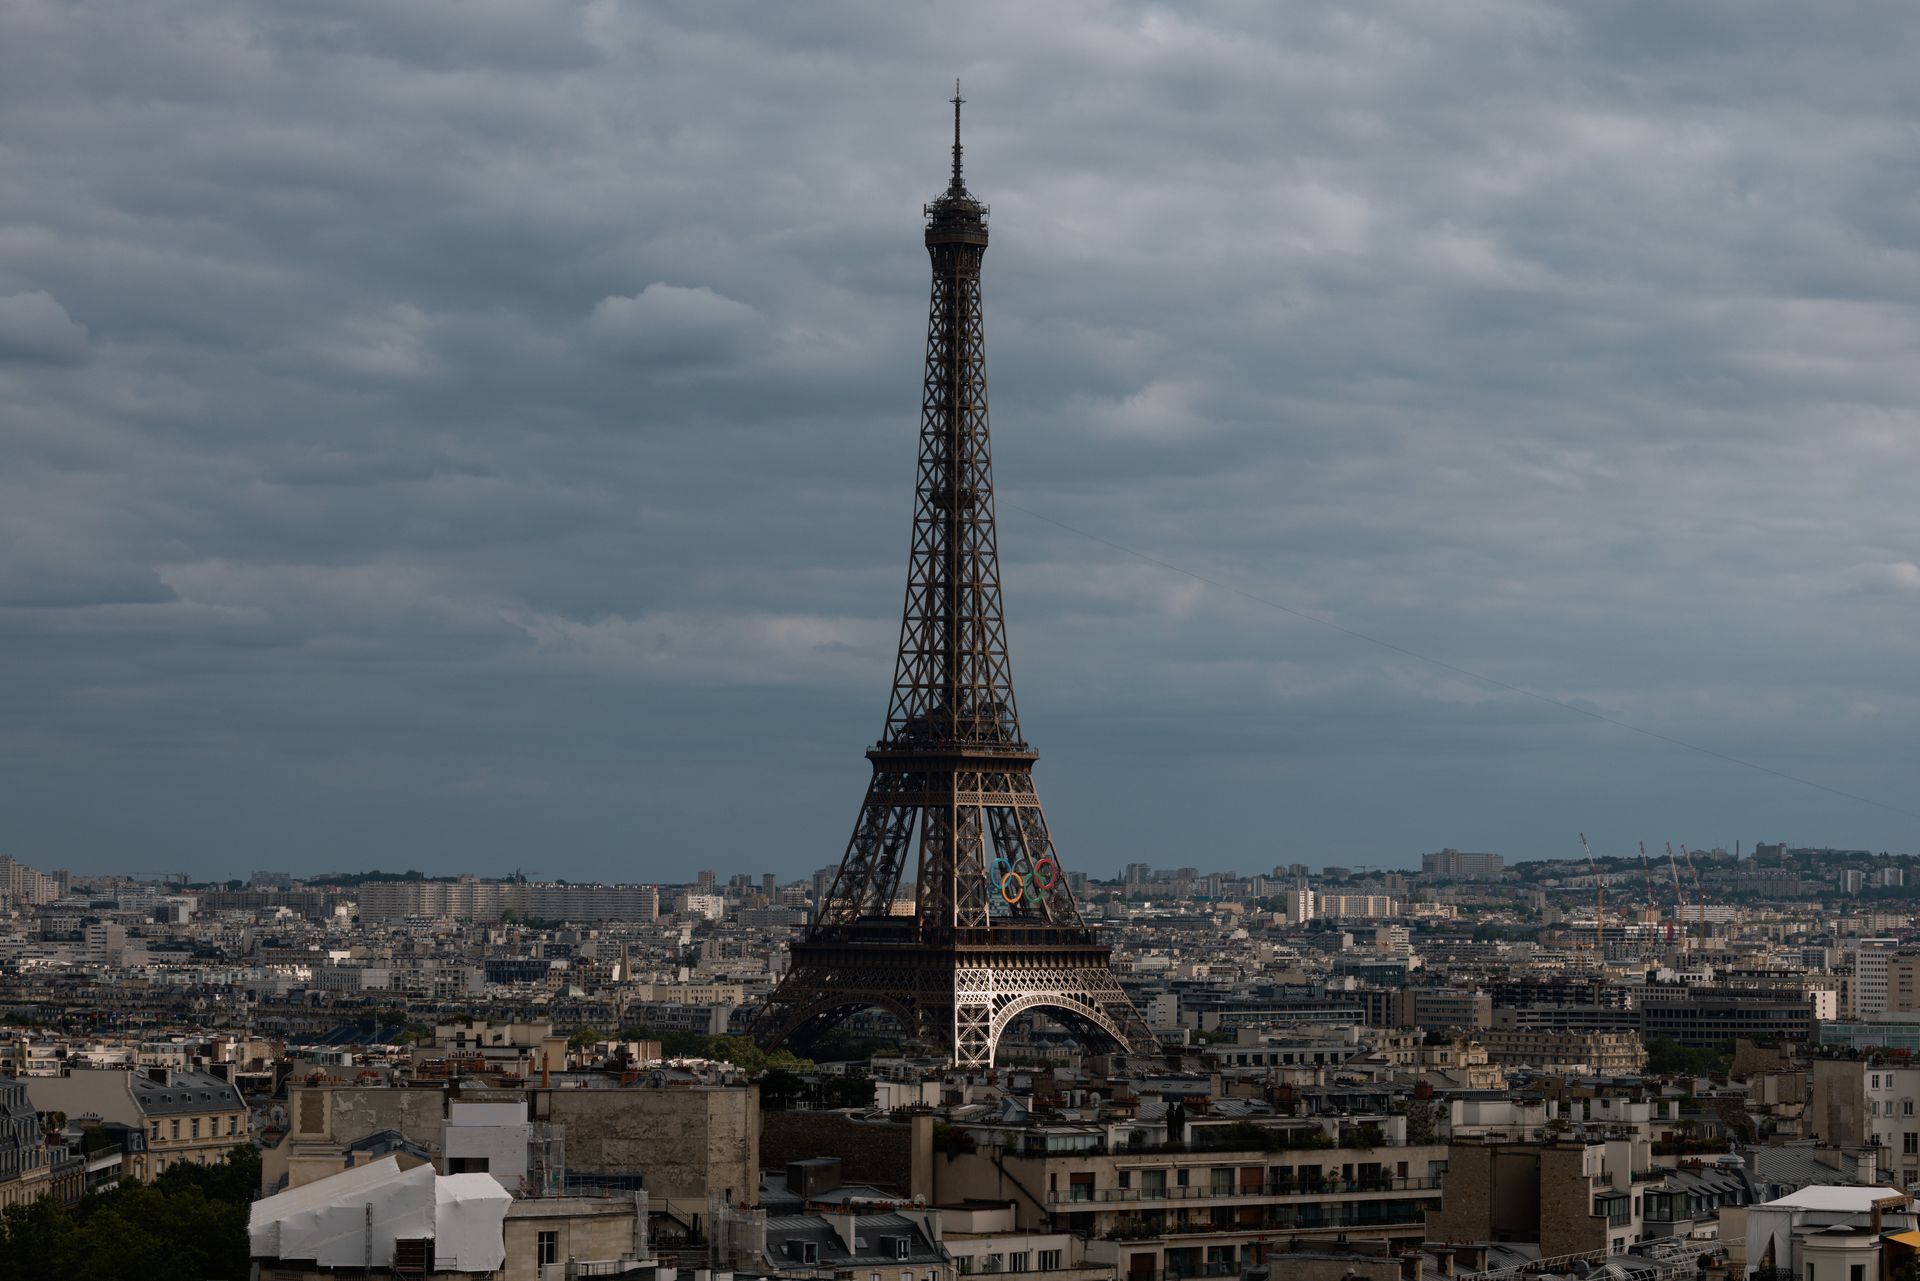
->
xmin=751 ymin=93 xmax=1159 ymax=1068
xmin=950 ymin=79 xmax=965 ymax=191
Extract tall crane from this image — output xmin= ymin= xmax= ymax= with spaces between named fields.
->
xmin=1680 ymin=844 xmax=1707 ymax=945
xmin=1580 ymin=833 xmax=1605 ymax=958
xmin=1638 ymin=841 xmax=1660 ymax=923
xmin=1665 ymin=842 xmax=1688 ymax=950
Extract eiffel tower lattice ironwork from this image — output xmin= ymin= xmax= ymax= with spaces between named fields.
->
xmin=753 ymin=87 xmax=1160 ymax=1068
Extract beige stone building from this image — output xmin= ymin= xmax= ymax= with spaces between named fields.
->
xmin=1475 ymin=1029 xmax=1646 ymax=1076
xmin=24 ymin=1067 xmax=247 ymax=1182
xmin=500 ymin=1197 xmax=645 ymax=1281
xmin=534 ymin=1081 xmax=759 ymax=1221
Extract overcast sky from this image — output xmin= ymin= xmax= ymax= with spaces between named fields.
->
xmin=3 ymin=2 xmax=1917 ymax=883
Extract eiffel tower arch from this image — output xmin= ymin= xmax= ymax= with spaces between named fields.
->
xmin=752 ymin=88 xmax=1160 ymax=1068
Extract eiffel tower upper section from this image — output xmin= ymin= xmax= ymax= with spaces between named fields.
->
xmin=886 ymin=86 xmax=1016 ymax=754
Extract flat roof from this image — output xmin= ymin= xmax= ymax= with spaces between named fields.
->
xmin=1764 ymin=1186 xmax=1909 ymax=1212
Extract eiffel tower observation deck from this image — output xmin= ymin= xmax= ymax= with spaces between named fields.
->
xmin=752 ymin=88 xmax=1161 ymax=1068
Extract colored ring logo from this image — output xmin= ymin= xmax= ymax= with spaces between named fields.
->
xmin=991 ymin=856 xmax=1059 ymax=905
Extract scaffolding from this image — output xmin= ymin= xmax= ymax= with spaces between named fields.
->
xmin=527 ymin=1122 xmax=565 ymax=1198
xmin=707 ymin=1193 xmax=767 ymax=1272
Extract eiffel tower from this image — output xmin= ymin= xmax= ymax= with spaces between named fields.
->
xmin=753 ymin=88 xmax=1160 ymax=1068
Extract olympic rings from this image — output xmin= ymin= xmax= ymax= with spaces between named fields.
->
xmin=991 ymin=856 xmax=1062 ymax=905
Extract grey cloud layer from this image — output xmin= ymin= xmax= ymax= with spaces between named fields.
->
xmin=2 ymin=1 xmax=1915 ymax=877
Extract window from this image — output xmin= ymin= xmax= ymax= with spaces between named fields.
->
xmin=170 ymin=1120 xmax=179 ymax=1141
xmin=229 ymin=1115 xmax=239 ymax=1135
xmin=1905 ymin=1133 xmax=1917 ymax=1155
xmin=1118 ymin=1170 xmax=1131 ymax=1189
xmin=1175 ymin=1168 xmax=1190 ymax=1188
xmin=191 ymin=1118 xmax=200 ymax=1139
xmin=1906 ymin=1100 xmax=1914 ymax=1116
xmin=150 ymin=1122 xmax=160 ymax=1141
xmin=1853 ymin=1265 xmax=1866 ymax=1281
xmin=1010 ymin=1254 xmax=1030 ymax=1273
xmin=538 ymin=1231 xmax=559 ymax=1267
xmin=1039 ymin=1251 xmax=1062 ymax=1272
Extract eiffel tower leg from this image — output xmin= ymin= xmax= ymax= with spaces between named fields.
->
xmin=954 ymin=966 xmax=995 ymax=1068
xmin=754 ymin=951 xmax=928 ymax=1053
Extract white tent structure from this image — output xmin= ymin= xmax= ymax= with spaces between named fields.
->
xmin=249 ymin=1155 xmax=511 ymax=1272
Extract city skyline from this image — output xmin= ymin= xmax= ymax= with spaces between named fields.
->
xmin=5 ymin=4 xmax=1919 ymax=880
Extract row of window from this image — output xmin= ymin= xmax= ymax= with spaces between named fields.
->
xmin=147 ymin=1114 xmax=242 ymax=1143
xmin=956 ymin=1252 xmax=1064 ymax=1274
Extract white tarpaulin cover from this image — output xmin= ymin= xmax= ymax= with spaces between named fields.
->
xmin=249 ymin=1155 xmax=511 ymax=1272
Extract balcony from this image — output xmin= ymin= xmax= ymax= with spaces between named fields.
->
xmin=1103 ymin=1210 xmax=1429 ymax=1240
xmin=1047 ymin=1176 xmax=1442 ymax=1206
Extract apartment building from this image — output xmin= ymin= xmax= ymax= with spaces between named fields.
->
xmin=1421 ymin=850 xmax=1505 ymax=880
xmin=0 ymin=1078 xmax=83 ymax=1208
xmin=1846 ymin=939 xmax=1898 ymax=1018
xmin=1808 ymin=1058 xmax=1920 ymax=1183
xmin=928 ymin=1120 xmax=1447 ymax=1279
xmin=1316 ymin=895 xmax=1402 ymax=922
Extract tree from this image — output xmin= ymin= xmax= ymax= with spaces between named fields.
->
xmin=1646 ymin=1037 xmax=1732 ymax=1077
xmin=1399 ymin=1097 xmax=1441 ymax=1146
xmin=568 ymin=1025 xmax=601 ymax=1052
xmin=0 ymin=1143 xmax=258 ymax=1281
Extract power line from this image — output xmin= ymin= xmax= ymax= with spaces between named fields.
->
xmin=1003 ymin=499 xmax=1920 ymax=825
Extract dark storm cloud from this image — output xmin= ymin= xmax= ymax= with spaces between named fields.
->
xmin=1 ymin=0 xmax=1916 ymax=878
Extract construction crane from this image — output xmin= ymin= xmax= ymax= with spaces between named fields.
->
xmin=1680 ymin=843 xmax=1707 ymax=946
xmin=1638 ymin=842 xmax=1659 ymax=917
xmin=1665 ymin=842 xmax=1688 ymax=950
xmin=1580 ymin=833 xmax=1605 ymax=958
